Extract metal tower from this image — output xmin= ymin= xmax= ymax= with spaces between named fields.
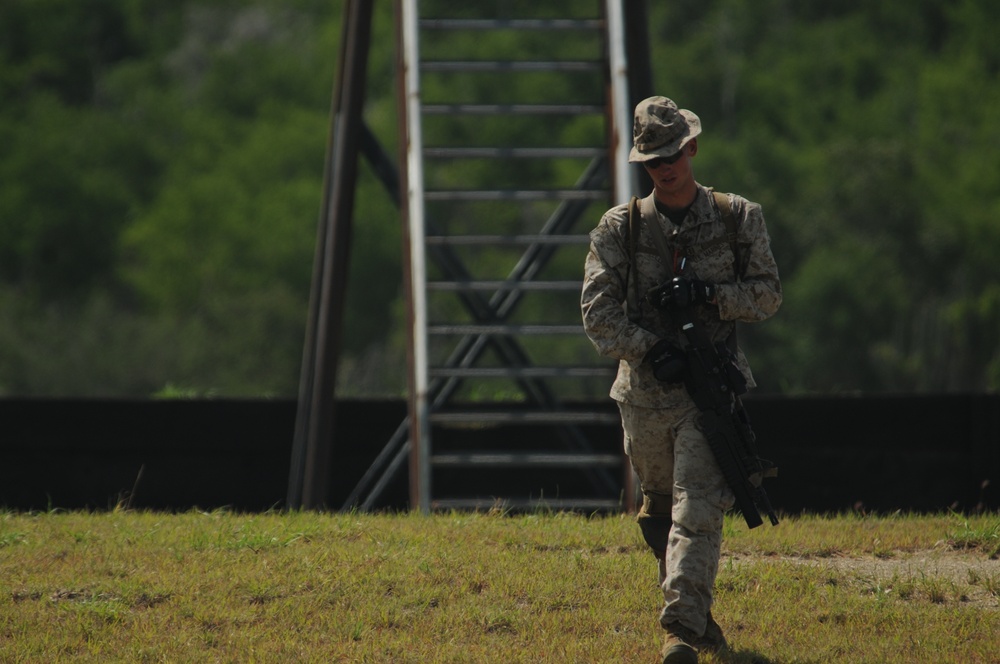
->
xmin=289 ymin=0 xmax=654 ymax=512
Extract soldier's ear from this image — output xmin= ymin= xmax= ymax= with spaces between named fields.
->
xmin=687 ymin=139 xmax=698 ymax=157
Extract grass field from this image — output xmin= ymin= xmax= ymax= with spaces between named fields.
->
xmin=1 ymin=508 xmax=998 ymax=663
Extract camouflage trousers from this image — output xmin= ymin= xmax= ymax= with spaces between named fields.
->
xmin=618 ymin=399 xmax=735 ymax=636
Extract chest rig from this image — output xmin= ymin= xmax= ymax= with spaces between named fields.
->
xmin=624 ymin=190 xmax=741 ymax=324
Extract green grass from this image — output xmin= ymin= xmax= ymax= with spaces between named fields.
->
xmin=0 ymin=509 xmax=997 ymax=663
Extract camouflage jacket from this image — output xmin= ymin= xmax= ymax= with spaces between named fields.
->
xmin=581 ymin=184 xmax=782 ymax=408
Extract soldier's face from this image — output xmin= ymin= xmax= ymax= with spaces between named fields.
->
xmin=644 ymin=140 xmax=697 ymax=197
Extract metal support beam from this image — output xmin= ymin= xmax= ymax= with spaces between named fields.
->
xmin=292 ymin=0 xmax=655 ymax=513
xmin=624 ymin=0 xmax=655 ymax=196
xmin=606 ymin=0 xmax=632 ymax=203
xmin=287 ymin=0 xmax=375 ymax=510
xmin=622 ymin=0 xmax=655 ymax=510
xmin=397 ymin=0 xmax=432 ymax=512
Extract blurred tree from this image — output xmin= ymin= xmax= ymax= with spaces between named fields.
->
xmin=1 ymin=0 xmax=998 ymax=396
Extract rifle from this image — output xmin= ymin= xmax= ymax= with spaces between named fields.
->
xmin=651 ymin=278 xmax=779 ymax=529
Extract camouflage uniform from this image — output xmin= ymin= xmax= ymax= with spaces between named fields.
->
xmin=581 ymin=185 xmax=781 ymax=636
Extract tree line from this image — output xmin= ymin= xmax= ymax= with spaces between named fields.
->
xmin=1 ymin=0 xmax=997 ymax=397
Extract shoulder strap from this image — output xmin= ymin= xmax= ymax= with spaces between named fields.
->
xmin=625 ymin=194 xmax=676 ymax=323
xmin=713 ymin=191 xmax=742 ymax=281
xmin=626 ymin=192 xmax=742 ymax=323
xmin=642 ymin=196 xmax=676 ymax=269
xmin=712 ymin=191 xmax=742 ymax=351
xmin=625 ymin=196 xmax=642 ymax=322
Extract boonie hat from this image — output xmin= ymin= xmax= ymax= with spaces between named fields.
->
xmin=629 ymin=96 xmax=702 ymax=163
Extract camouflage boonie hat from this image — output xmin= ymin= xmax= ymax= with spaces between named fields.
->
xmin=629 ymin=96 xmax=702 ymax=163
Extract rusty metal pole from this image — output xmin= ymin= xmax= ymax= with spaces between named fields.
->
xmin=395 ymin=0 xmax=430 ymax=512
xmin=287 ymin=0 xmax=375 ymax=510
xmin=622 ymin=0 xmax=654 ymax=512
xmin=624 ymin=0 xmax=654 ymax=196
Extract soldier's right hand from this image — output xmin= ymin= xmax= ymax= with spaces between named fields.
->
xmin=645 ymin=339 xmax=687 ymax=384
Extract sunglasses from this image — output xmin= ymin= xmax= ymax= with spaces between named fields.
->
xmin=644 ymin=151 xmax=685 ymax=168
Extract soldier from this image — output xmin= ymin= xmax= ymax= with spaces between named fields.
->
xmin=581 ymin=96 xmax=781 ymax=663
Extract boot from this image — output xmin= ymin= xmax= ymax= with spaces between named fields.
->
xmin=693 ymin=611 xmax=727 ymax=654
xmin=660 ymin=622 xmax=699 ymax=664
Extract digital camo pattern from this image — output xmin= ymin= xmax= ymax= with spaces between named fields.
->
xmin=587 ymin=184 xmax=781 ymax=637
xmin=620 ymin=400 xmax=735 ymax=636
xmin=581 ymin=184 xmax=782 ymax=408
xmin=628 ymin=96 xmax=701 ymax=163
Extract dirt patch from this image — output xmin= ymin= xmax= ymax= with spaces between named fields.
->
xmin=728 ymin=549 xmax=1000 ymax=608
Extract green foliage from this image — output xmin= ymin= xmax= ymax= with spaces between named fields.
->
xmin=650 ymin=0 xmax=1000 ymax=393
xmin=0 ymin=98 xmax=148 ymax=297
xmin=1 ymin=0 xmax=999 ymax=396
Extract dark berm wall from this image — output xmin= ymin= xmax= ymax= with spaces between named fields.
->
xmin=2 ymin=395 xmax=997 ymax=514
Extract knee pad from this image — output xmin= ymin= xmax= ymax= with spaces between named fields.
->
xmin=637 ymin=492 xmax=672 ymax=555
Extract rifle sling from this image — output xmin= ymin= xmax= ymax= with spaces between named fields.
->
xmin=626 ymin=196 xmax=642 ymax=323
xmin=631 ymin=191 xmax=741 ymax=352
xmin=640 ymin=194 xmax=675 ymax=276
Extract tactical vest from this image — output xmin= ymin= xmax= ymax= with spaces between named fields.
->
xmin=625 ymin=190 xmax=741 ymax=324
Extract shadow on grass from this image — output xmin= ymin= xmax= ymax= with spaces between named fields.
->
xmin=717 ymin=649 xmax=781 ymax=664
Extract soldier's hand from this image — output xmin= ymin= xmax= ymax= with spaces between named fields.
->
xmin=645 ymin=339 xmax=687 ymax=384
xmin=671 ymin=277 xmax=716 ymax=308
xmin=646 ymin=282 xmax=673 ymax=310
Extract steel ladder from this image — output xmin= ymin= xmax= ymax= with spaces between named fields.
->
xmin=350 ymin=0 xmax=636 ymax=512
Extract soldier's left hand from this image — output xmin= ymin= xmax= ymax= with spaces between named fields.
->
xmin=671 ymin=277 xmax=716 ymax=307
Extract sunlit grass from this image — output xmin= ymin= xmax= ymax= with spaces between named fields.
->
xmin=0 ymin=509 xmax=997 ymax=662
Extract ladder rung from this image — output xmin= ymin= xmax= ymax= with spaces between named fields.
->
xmin=428 ymin=280 xmax=581 ymax=291
xmin=420 ymin=19 xmax=603 ymax=31
xmin=428 ymin=324 xmax=583 ymax=336
xmin=423 ymin=146 xmax=604 ymax=158
xmin=429 ymin=367 xmax=615 ymax=378
xmin=430 ymin=498 xmax=624 ymax=512
xmin=431 ymin=452 xmax=621 ymax=468
xmin=426 ymin=234 xmax=590 ymax=246
xmin=421 ymin=61 xmax=602 ymax=73
xmin=424 ymin=189 xmax=606 ymax=202
xmin=422 ymin=104 xmax=603 ymax=116
xmin=429 ymin=410 xmax=620 ymax=425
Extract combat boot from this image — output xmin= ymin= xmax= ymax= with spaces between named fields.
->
xmin=693 ymin=611 xmax=727 ymax=654
xmin=660 ymin=622 xmax=699 ymax=664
